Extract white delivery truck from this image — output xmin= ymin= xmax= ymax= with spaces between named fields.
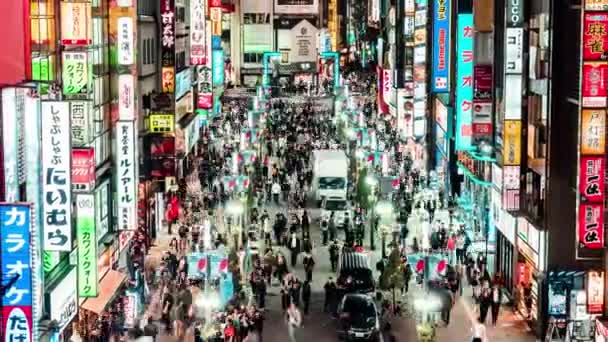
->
xmin=312 ymin=150 xmax=349 ymax=204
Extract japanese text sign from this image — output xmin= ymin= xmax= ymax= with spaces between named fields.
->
xmin=579 ymin=202 xmax=604 ymax=249
xmin=582 ymin=61 xmax=608 ymax=107
xmin=580 ymin=156 xmax=605 ymax=202
xmin=503 ymin=120 xmax=522 ymax=165
xmin=117 ymin=17 xmax=135 ymax=65
xmin=162 ymin=67 xmax=175 ymax=93
xmin=190 ymin=0 xmax=207 ymax=65
xmin=60 ymin=2 xmax=92 ymax=46
xmin=1 ymin=204 xmax=33 ymax=342
xmin=70 ymin=101 xmax=92 ymax=146
xmin=455 ymin=14 xmax=474 ymax=150
xmin=62 ymin=52 xmax=90 ymax=95
xmin=584 ymin=12 xmax=608 ymax=60
xmin=77 ymin=194 xmax=97 ymax=297
xmin=587 ymin=271 xmax=605 ymax=314
xmin=431 ymin=0 xmax=451 ymax=92
xmin=503 ymin=165 xmax=520 ymax=211
xmin=118 ymin=74 xmax=135 ymax=120
xmin=581 ymin=109 xmax=606 ymax=154
xmin=41 ymin=102 xmax=73 ymax=252
xmin=149 ymin=114 xmax=175 ymax=133
xmin=212 ymin=50 xmax=225 ymax=86
xmin=116 ymin=121 xmax=137 ymax=231
xmin=197 ymin=93 xmax=213 ymax=109
xmin=161 ymin=0 xmax=175 ymax=67
xmin=72 ymin=148 xmax=95 ymax=192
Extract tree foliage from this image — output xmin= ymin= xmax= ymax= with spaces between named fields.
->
xmin=356 ymin=167 xmax=371 ymax=209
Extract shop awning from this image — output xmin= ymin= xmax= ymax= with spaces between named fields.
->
xmin=81 ymin=270 xmax=127 ymax=314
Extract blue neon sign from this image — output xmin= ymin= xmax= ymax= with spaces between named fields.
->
xmin=212 ymin=50 xmax=224 ymax=86
xmin=431 ymin=0 xmax=451 ymax=93
xmin=455 ymin=14 xmax=474 ymax=150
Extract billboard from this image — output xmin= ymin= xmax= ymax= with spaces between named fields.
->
xmin=1 ymin=204 xmax=33 ymax=342
xmin=117 ymin=16 xmax=135 ymax=65
xmin=431 ymin=0 xmax=451 ymax=92
xmin=162 ymin=67 xmax=175 ymax=93
xmin=582 ymin=61 xmax=608 ymax=107
xmin=72 ymin=148 xmax=96 ymax=192
xmin=455 ymin=14 xmax=474 ymax=150
xmin=503 ymin=120 xmax=522 ymax=165
xmin=579 ymin=156 xmax=605 ymax=202
xmin=149 ymin=113 xmax=175 ymax=133
xmin=583 ymin=12 xmax=608 ymax=60
xmin=581 ymin=109 xmax=606 ymax=154
xmin=506 ymin=0 xmax=524 ymax=27
xmin=77 ymin=194 xmax=98 ymax=297
xmin=505 ymin=28 xmax=524 ymax=74
xmin=579 ymin=202 xmax=604 ymax=249
xmin=70 ymin=101 xmax=92 ymax=146
xmin=190 ymin=0 xmax=207 ymax=65
xmin=60 ymin=2 xmax=92 ymax=46
xmin=274 ymin=0 xmax=319 ymax=14
xmin=41 ymin=102 xmax=72 ymax=251
xmin=62 ymin=52 xmax=91 ymax=95
xmin=116 ymin=121 xmax=137 ymax=231
xmin=161 ymin=0 xmax=176 ymax=68
xmin=175 ymin=68 xmax=192 ymax=100
xmin=118 ymin=74 xmax=135 ymax=120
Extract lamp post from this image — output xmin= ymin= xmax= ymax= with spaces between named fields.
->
xmin=366 ymin=175 xmax=378 ymax=250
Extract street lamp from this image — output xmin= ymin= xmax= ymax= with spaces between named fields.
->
xmin=375 ymin=200 xmax=393 ymax=258
xmin=366 ymin=175 xmax=378 ymax=250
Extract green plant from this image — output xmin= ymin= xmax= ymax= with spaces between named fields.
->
xmin=379 ymin=247 xmax=405 ymax=308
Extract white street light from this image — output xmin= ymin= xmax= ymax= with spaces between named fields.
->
xmin=226 ymin=200 xmax=244 ymax=216
xmin=375 ymin=201 xmax=393 ymax=216
xmin=366 ymin=175 xmax=378 ymax=188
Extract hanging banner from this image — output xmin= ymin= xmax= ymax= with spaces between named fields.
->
xmin=118 ymin=74 xmax=135 ymax=120
xmin=60 ymin=2 xmax=92 ymax=46
xmin=62 ymin=52 xmax=90 ymax=95
xmin=77 ymin=194 xmax=98 ymax=297
xmin=212 ymin=49 xmax=225 ymax=86
xmin=455 ymin=14 xmax=474 ymax=150
xmin=582 ymin=61 xmax=608 ymax=107
xmin=161 ymin=0 xmax=176 ymax=67
xmin=581 ymin=109 xmax=606 ymax=154
xmin=42 ymin=102 xmax=72 ymax=251
xmin=583 ymin=12 xmax=608 ymax=61
xmin=116 ymin=121 xmax=137 ymax=231
xmin=70 ymin=101 xmax=92 ymax=146
xmin=431 ymin=0 xmax=451 ymax=92
xmin=580 ymin=156 xmax=605 ymax=202
xmin=190 ymin=0 xmax=207 ymax=65
xmin=579 ymin=202 xmax=604 ymax=249
xmin=1 ymin=204 xmax=33 ymax=342
xmin=117 ymin=16 xmax=135 ymax=65
xmin=72 ymin=148 xmax=96 ymax=192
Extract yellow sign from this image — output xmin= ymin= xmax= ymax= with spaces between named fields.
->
xmin=210 ymin=8 xmax=222 ymax=36
xmin=503 ymin=120 xmax=522 ymax=166
xmin=149 ymin=114 xmax=175 ymax=133
xmin=581 ymin=109 xmax=606 ymax=155
xmin=162 ymin=67 xmax=175 ymax=93
xmin=328 ymin=0 xmax=338 ymax=50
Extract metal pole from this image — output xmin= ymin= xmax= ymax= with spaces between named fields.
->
xmin=370 ymin=191 xmax=376 ymax=251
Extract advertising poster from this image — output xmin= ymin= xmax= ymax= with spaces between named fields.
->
xmin=149 ymin=113 xmax=175 ymax=133
xmin=60 ymin=2 xmax=92 ymax=46
xmin=41 ymin=102 xmax=72 ymax=251
xmin=190 ymin=0 xmax=207 ymax=65
xmin=580 ymin=109 xmax=606 ymax=154
xmin=212 ymin=49 xmax=225 ymax=86
xmin=586 ymin=0 xmax=608 ymax=11
xmin=118 ymin=74 xmax=135 ymax=120
xmin=116 ymin=121 xmax=137 ymax=231
xmin=582 ymin=61 xmax=608 ymax=107
xmin=77 ymin=194 xmax=97 ymax=297
xmin=455 ymin=14 xmax=474 ymax=150
xmin=587 ymin=271 xmax=605 ymax=314
xmin=431 ymin=0 xmax=451 ymax=92
xmin=72 ymin=148 xmax=96 ymax=192
xmin=579 ymin=156 xmax=605 ymax=202
xmin=503 ymin=120 xmax=522 ymax=165
xmin=583 ymin=12 xmax=608 ymax=60
xmin=1 ymin=204 xmax=33 ymax=342
xmin=62 ymin=52 xmax=90 ymax=95
xmin=578 ymin=202 xmax=604 ymax=249
xmin=70 ymin=101 xmax=92 ymax=146
xmin=162 ymin=67 xmax=175 ymax=93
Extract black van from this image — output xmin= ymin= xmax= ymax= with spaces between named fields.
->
xmin=337 ymin=293 xmax=380 ymax=341
xmin=337 ymin=252 xmax=375 ymax=294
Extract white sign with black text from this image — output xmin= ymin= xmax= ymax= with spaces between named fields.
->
xmin=504 ymin=75 xmax=522 ymax=120
xmin=118 ymin=74 xmax=135 ymax=120
xmin=70 ymin=101 xmax=92 ymax=146
xmin=505 ymin=28 xmax=524 ymax=74
xmin=116 ymin=121 xmax=137 ymax=231
xmin=50 ymin=267 xmax=77 ymax=333
xmin=117 ymin=17 xmax=134 ymax=65
xmin=42 ymin=101 xmax=73 ymax=251
xmin=289 ymin=20 xmax=318 ymax=63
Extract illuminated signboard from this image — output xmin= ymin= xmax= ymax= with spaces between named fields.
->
xmin=431 ymin=0 xmax=451 ymax=92
xmin=455 ymin=14 xmax=474 ymax=150
xmin=212 ymin=49 xmax=225 ymax=86
xmin=77 ymin=194 xmax=98 ymax=297
xmin=149 ymin=114 xmax=175 ymax=133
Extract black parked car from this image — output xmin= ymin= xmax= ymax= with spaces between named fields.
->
xmin=337 ymin=294 xmax=380 ymax=341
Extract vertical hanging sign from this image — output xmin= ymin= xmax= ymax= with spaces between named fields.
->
xmin=41 ymin=102 xmax=72 ymax=251
xmin=190 ymin=0 xmax=207 ymax=65
xmin=431 ymin=0 xmax=451 ymax=92
xmin=77 ymin=194 xmax=97 ymax=297
xmin=116 ymin=121 xmax=137 ymax=231
xmin=455 ymin=14 xmax=474 ymax=150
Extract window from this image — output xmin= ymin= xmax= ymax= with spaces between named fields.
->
xmin=243 ymin=52 xmax=263 ymax=63
xmin=177 ymin=7 xmax=186 ymax=23
xmin=243 ymin=13 xmax=270 ymax=24
xmin=151 ymin=39 xmax=156 ymax=64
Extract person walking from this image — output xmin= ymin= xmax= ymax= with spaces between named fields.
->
xmin=323 ymin=277 xmax=336 ymax=313
xmin=286 ymin=303 xmax=302 ymax=342
xmin=302 ymin=252 xmax=315 ymax=282
xmin=491 ymin=282 xmax=503 ymax=327
xmin=329 ymin=241 xmax=339 ymax=272
xmin=302 ymin=280 xmax=312 ymax=315
xmin=288 ymin=232 xmax=301 ymax=267
xmin=478 ymin=280 xmax=492 ymax=324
